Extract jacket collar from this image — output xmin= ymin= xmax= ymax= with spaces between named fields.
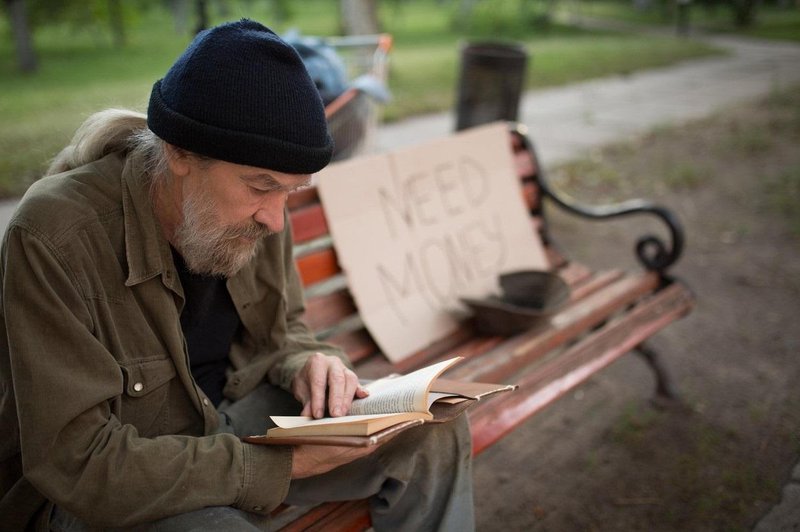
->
xmin=120 ymin=151 xmax=181 ymax=293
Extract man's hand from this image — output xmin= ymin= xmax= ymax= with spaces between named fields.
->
xmin=291 ymin=353 xmax=368 ymax=419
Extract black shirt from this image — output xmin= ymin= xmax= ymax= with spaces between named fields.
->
xmin=172 ymin=249 xmax=240 ymax=406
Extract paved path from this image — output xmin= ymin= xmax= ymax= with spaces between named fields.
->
xmin=377 ymin=34 xmax=800 ymax=169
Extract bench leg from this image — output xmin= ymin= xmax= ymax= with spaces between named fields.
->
xmin=635 ymin=343 xmax=680 ymax=406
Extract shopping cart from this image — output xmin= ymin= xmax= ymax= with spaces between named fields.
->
xmin=286 ymin=32 xmax=393 ymax=162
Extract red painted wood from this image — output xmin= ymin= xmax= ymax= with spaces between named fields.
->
xmin=290 ymin=204 xmax=329 ymax=244
xmin=296 ymin=249 xmax=340 ymax=287
xmin=277 ymin=500 xmax=371 ymax=532
xmin=446 ymin=272 xmax=661 ymax=384
xmin=468 ymin=283 xmax=694 ymax=455
xmin=303 ymin=289 xmax=357 ymax=332
xmin=287 ymin=186 xmax=320 ymax=210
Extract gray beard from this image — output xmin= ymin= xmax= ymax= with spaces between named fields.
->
xmin=173 ymin=185 xmax=273 ymax=278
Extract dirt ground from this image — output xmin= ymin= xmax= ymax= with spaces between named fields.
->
xmin=472 ymin=87 xmax=800 ymax=531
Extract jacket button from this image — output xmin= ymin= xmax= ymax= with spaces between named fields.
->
xmin=133 ymin=382 xmax=144 ymax=392
xmin=202 ymin=398 xmax=210 ymax=407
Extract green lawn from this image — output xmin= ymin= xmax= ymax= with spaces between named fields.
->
xmin=563 ymin=0 xmax=800 ymax=41
xmin=0 ymin=0 xmax=720 ymax=198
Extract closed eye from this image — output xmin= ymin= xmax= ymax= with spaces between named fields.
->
xmin=241 ymin=174 xmax=310 ymax=194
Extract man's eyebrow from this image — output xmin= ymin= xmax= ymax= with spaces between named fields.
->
xmin=241 ymin=174 xmax=310 ymax=190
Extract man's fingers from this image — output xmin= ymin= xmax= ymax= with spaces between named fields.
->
xmin=307 ymin=359 xmax=329 ymax=419
xmin=292 ymin=354 xmax=368 ymax=419
xmin=355 ymin=386 xmax=370 ymax=399
xmin=327 ymin=365 xmax=347 ymax=417
xmin=339 ymin=371 xmax=360 ymax=416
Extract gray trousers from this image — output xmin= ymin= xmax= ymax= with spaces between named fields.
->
xmin=50 ymin=383 xmax=475 ymax=532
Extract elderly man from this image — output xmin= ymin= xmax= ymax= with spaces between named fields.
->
xmin=0 ymin=19 xmax=473 ymax=531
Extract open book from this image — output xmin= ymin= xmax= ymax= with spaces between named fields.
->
xmin=243 ymin=356 xmax=516 ymax=447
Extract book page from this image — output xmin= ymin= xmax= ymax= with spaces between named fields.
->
xmin=271 ymin=413 xmax=408 ymax=429
xmin=349 ymin=357 xmax=462 ymax=415
xmin=432 ymin=378 xmax=518 ymax=400
xmin=427 ymin=392 xmax=467 ymax=408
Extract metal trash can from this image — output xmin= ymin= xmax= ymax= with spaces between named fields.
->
xmin=455 ymin=41 xmax=529 ymax=131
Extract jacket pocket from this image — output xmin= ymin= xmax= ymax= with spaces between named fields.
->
xmin=119 ymin=357 xmax=176 ymax=437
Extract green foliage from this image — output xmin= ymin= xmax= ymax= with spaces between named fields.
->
xmin=0 ymin=0 xmax=720 ymax=198
xmin=451 ymin=0 xmax=554 ymax=36
xmin=562 ymin=0 xmax=800 ymax=41
xmin=26 ymin=0 xmax=153 ymax=31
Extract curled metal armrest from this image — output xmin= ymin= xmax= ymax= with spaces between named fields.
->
xmin=509 ymin=123 xmax=685 ymax=273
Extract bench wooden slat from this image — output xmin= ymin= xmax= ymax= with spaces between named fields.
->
xmin=569 ymin=269 xmax=624 ymax=301
xmin=351 ymin=324 xmax=485 ymax=379
xmin=290 ymin=203 xmax=329 ymax=244
xmin=296 ymin=249 xmax=340 ymax=287
xmin=303 ymin=289 xmax=357 ymax=332
xmin=324 ymin=329 xmax=378 ymax=365
xmin=467 ymin=282 xmax=694 ymax=455
xmin=349 ymin=268 xmax=638 ymax=380
xmin=284 ymin=500 xmax=371 ymax=532
xmin=287 ymin=186 xmax=320 ymax=210
xmin=446 ymin=271 xmax=661 ymax=384
xmin=558 ymin=260 xmax=593 ymax=286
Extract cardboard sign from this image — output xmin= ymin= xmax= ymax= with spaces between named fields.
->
xmin=316 ymin=122 xmax=548 ymax=362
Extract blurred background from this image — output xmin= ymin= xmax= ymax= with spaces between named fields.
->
xmin=2 ymin=1 xmax=799 ymax=530
xmin=3 ymin=0 xmax=797 ymax=198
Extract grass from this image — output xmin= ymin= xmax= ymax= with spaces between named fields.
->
xmin=607 ymin=401 xmax=787 ymax=530
xmin=549 ymin=83 xmax=800 ymax=212
xmin=764 ymin=165 xmax=800 ymax=235
xmin=379 ymin=2 xmax=718 ymax=120
xmin=562 ymin=0 xmax=800 ymax=41
xmin=0 ymin=0 xmax=721 ymax=198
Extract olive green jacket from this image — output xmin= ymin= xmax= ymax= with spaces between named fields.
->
xmin=0 ymin=151 xmax=346 ymax=529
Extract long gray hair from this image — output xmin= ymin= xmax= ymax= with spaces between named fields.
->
xmin=46 ymin=108 xmax=170 ymax=182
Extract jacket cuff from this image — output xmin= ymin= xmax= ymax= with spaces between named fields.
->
xmin=234 ymin=443 xmax=293 ymax=515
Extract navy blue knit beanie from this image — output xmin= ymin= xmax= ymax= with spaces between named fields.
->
xmin=148 ymin=19 xmax=333 ymax=174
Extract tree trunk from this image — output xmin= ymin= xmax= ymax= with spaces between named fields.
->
xmin=108 ymin=0 xmax=126 ymax=47
xmin=732 ymin=0 xmax=759 ymax=27
xmin=169 ymin=0 xmax=190 ymax=35
xmin=4 ymin=0 xmax=37 ymax=73
xmin=454 ymin=0 xmax=480 ymax=29
xmin=195 ymin=0 xmax=209 ymax=34
xmin=339 ymin=0 xmax=380 ymax=35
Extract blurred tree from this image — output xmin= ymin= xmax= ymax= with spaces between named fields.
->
xmin=108 ymin=0 xmax=125 ymax=46
xmin=731 ymin=0 xmax=759 ymax=26
xmin=168 ymin=0 xmax=190 ymax=34
xmin=195 ymin=0 xmax=209 ymax=33
xmin=268 ymin=0 xmax=293 ymax=24
xmin=23 ymin=0 xmax=148 ymax=45
xmin=3 ymin=0 xmax=38 ymax=72
xmin=340 ymin=0 xmax=380 ymax=34
xmin=453 ymin=0 xmax=553 ymax=34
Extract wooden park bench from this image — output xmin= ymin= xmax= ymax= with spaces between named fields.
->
xmin=274 ymin=122 xmax=695 ymax=530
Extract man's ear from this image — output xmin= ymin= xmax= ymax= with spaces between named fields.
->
xmin=165 ymin=143 xmax=192 ymax=177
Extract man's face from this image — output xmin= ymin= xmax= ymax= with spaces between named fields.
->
xmin=172 ymin=158 xmax=311 ymax=277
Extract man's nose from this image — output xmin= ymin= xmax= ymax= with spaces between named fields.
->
xmin=253 ymin=192 xmax=287 ymax=233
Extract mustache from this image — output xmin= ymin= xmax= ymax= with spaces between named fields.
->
xmin=221 ymin=220 xmax=273 ymax=241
